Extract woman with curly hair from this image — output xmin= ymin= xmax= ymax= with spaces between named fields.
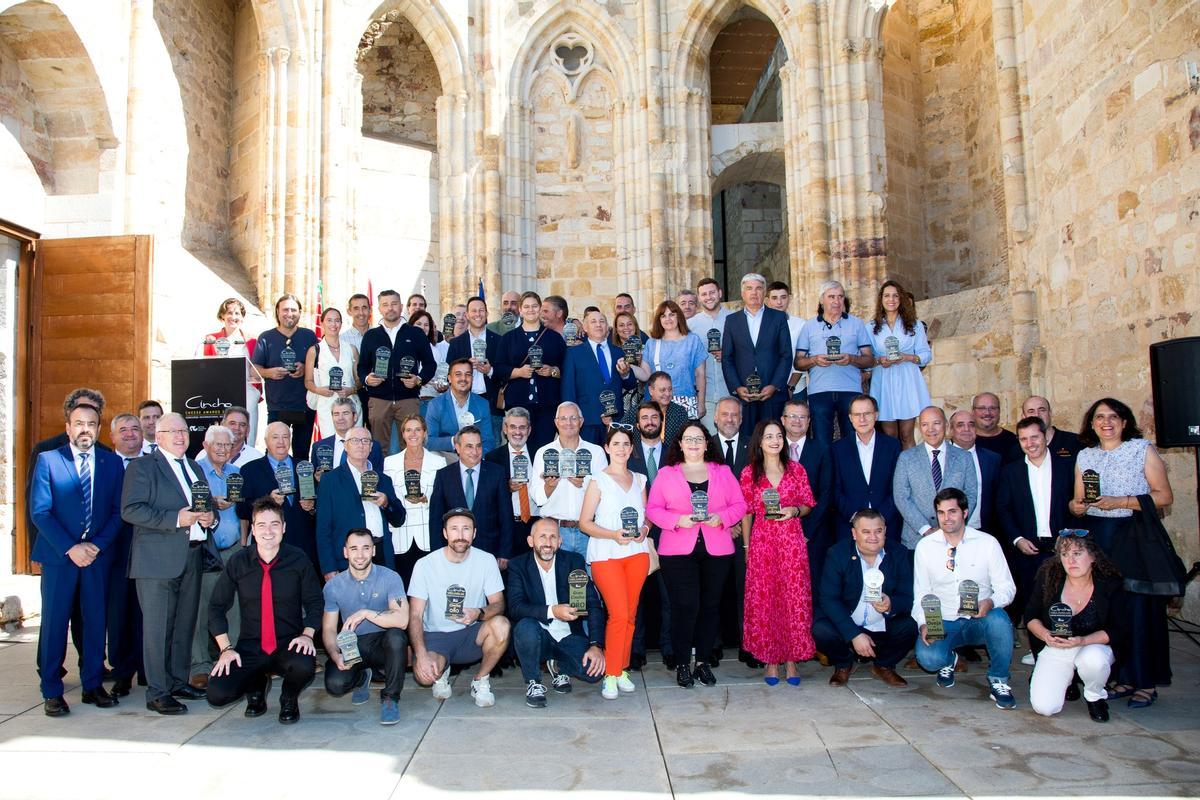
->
xmin=867 ymin=281 xmax=932 ymax=449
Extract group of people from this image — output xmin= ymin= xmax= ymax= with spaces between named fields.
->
xmin=26 ymin=272 xmax=1179 ymax=727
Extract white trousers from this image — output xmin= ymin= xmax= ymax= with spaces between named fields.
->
xmin=1029 ymin=642 xmax=1114 ymax=716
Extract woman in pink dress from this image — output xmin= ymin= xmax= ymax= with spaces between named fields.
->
xmin=740 ymin=418 xmax=816 ymax=685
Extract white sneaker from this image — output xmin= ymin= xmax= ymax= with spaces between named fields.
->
xmin=601 ymin=676 xmax=619 ymax=700
xmin=471 ymin=676 xmax=495 ymax=707
xmin=546 ymin=659 xmax=572 ymax=693
xmin=1021 ymin=652 xmax=1036 ymax=666
xmin=616 ymin=670 xmax=636 ymax=693
xmin=432 ymin=666 xmax=452 ymax=700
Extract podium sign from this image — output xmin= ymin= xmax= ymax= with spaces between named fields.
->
xmin=172 ymin=357 xmax=252 ymax=457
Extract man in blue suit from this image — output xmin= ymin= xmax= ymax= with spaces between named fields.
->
xmin=782 ymin=400 xmax=834 ymax=599
xmin=949 ymin=410 xmax=1001 ymax=534
xmin=720 ymin=273 xmax=793 ymax=436
xmin=426 ymin=359 xmax=495 ymax=454
xmin=562 ymin=307 xmax=635 ymax=443
xmin=236 ymin=422 xmax=319 ymax=575
xmin=309 ymin=396 xmax=383 ymax=473
xmin=428 ymin=426 xmax=514 ymax=564
xmin=831 ymin=395 xmax=903 ymax=547
xmin=813 ymin=509 xmax=917 ymax=687
xmin=30 ymin=403 xmax=125 ymax=716
xmin=893 ymin=407 xmax=978 ymax=550
xmin=446 ymin=296 xmax=504 ymax=445
xmin=315 ymin=427 xmax=405 ymax=577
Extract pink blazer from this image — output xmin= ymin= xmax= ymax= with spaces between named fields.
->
xmin=646 ymin=462 xmax=748 ymax=556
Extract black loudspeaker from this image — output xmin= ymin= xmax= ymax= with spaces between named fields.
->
xmin=1149 ymin=337 xmax=1200 ymax=448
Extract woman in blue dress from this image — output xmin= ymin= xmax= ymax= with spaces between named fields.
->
xmin=868 ymin=281 xmax=931 ymax=448
xmin=644 ymin=300 xmax=707 ymax=419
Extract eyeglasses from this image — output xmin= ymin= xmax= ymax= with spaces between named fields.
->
xmin=681 ymin=436 xmax=707 ymax=445
xmin=209 ymin=442 xmax=233 ymax=449
xmin=782 ymin=414 xmax=810 ymax=421
xmin=609 ymin=422 xmax=634 ymax=432
xmin=1058 ymin=529 xmax=1089 ymax=538
xmin=345 ymin=437 xmax=373 ymax=446
xmin=556 ymin=416 xmax=582 ymax=423
xmin=946 ymin=546 xmax=957 ymax=572
xmin=159 ymin=429 xmax=188 ymax=436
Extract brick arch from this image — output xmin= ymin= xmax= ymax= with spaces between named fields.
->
xmin=356 ymin=0 xmax=467 ymax=96
xmin=667 ymin=0 xmax=800 ymax=91
xmin=712 ymin=149 xmax=787 ymax=195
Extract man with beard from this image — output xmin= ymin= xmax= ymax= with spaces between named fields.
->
xmin=252 ymin=294 xmax=318 ymax=457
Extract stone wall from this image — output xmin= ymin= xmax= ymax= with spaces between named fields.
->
xmin=228 ymin=0 xmax=261 ymax=285
xmin=723 ymin=181 xmax=785 ymax=283
xmin=880 ymin=0 xmax=923 ymax=296
xmin=0 ymin=36 xmax=51 ymax=190
xmin=358 ymin=12 xmax=441 ymax=147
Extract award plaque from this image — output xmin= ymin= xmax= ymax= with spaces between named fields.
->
xmin=327 ymin=366 xmax=344 ymax=391
xmin=762 ymin=488 xmax=783 ymax=520
xmin=431 ymin=361 xmax=450 ymax=391
xmin=957 ymin=579 xmax=980 ymax=616
xmin=404 ymin=469 xmax=422 ymax=501
xmin=398 ymin=355 xmax=416 ymax=378
xmin=296 ymin=461 xmax=317 ymax=501
xmin=562 ymin=319 xmax=578 ymax=344
xmin=360 ymin=470 xmax=380 ymax=500
xmin=442 ymin=313 xmax=457 ymax=340
xmin=543 ymin=449 xmax=560 ymax=478
xmin=471 ymin=337 xmax=488 ymax=361
xmin=863 ymin=568 xmax=885 ymax=603
xmin=567 ymin=569 xmax=589 ymax=616
xmin=884 ymin=336 xmax=901 ymax=362
xmin=528 ymin=344 xmax=544 ymax=369
xmin=275 ymin=463 xmax=296 ymax=496
xmin=190 ymin=480 xmax=212 ymax=513
xmin=1081 ymin=469 xmax=1101 ymax=504
xmin=500 ymin=310 xmax=518 ymax=328
xmin=559 ymin=448 xmax=577 ymax=478
xmin=575 ymin=449 xmax=592 ymax=477
xmin=600 ymin=390 xmax=619 ymax=417
xmin=335 ymin=629 xmax=362 ymax=667
xmin=225 ymin=473 xmax=244 ymax=503
xmin=922 ymin=594 xmax=945 ymax=640
xmin=825 ymin=335 xmax=842 ymax=358
xmin=445 ymin=584 xmax=467 ymax=619
xmin=1048 ymin=603 xmax=1074 ymax=638
xmin=690 ymin=490 xmax=709 ymax=522
xmin=622 ymin=338 xmax=642 ymax=366
xmin=745 ymin=371 xmax=763 ymax=396
xmin=512 ymin=454 xmax=530 ymax=483
xmin=214 ymin=337 xmax=231 ymax=357
xmin=620 ymin=506 xmax=640 ymax=539
xmin=706 ymin=328 xmax=722 ymax=353
xmin=315 ymin=445 xmax=335 ymax=474
xmin=280 ymin=341 xmax=297 ymax=372
xmin=373 ymin=346 xmax=391 ymax=378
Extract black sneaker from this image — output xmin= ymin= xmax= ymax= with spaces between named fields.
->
xmin=546 ymin=659 xmax=571 ymax=693
xmin=693 ymin=662 xmax=717 ymax=687
xmin=525 ymin=680 xmax=548 ymax=709
xmin=675 ymin=664 xmax=695 ymax=688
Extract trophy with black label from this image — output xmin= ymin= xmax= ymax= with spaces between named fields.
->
xmin=225 ymin=473 xmax=244 ymax=503
xmin=600 ymin=390 xmax=619 ymax=417
xmin=620 ymin=506 xmax=640 ymax=539
xmin=922 ymin=594 xmax=945 ymax=640
xmin=1048 ymin=603 xmax=1074 ymax=638
xmin=575 ymin=449 xmax=592 ymax=477
xmin=215 ymin=337 xmax=231 ymax=357
xmin=562 ymin=319 xmax=578 ymax=344
xmin=745 ymin=371 xmax=763 ymax=397
xmin=559 ymin=448 xmax=576 ymax=477
xmin=315 ymin=445 xmax=334 ymax=474
xmin=528 ymin=344 xmax=544 ymax=370
xmin=567 ymin=569 xmax=589 ymax=616
xmin=442 ymin=313 xmax=457 ymax=340
xmin=1082 ymin=469 xmax=1101 ymax=504
xmin=360 ymin=470 xmax=380 ymax=501
xmin=445 ymin=585 xmax=466 ymax=619
xmin=690 ymin=490 xmax=709 ymax=522
xmin=500 ymin=310 xmax=517 ymax=329
xmin=825 ymin=335 xmax=842 ymax=358
xmin=190 ymin=480 xmax=212 ymax=513
xmin=763 ymin=488 xmax=783 ymax=520
xmin=403 ymin=469 xmax=422 ymax=501
xmin=296 ymin=461 xmax=317 ymax=501
xmin=280 ymin=339 xmax=297 ymax=373
xmin=513 ymin=454 xmax=530 ymax=483
xmin=471 ymin=337 xmax=488 ymax=362
xmin=706 ymin=328 xmax=721 ymax=354
xmin=543 ymin=449 xmax=560 ymax=478
xmin=373 ymin=346 xmax=391 ymax=378
xmin=398 ymin=355 xmax=416 ymax=379
xmin=884 ymin=336 xmax=901 ymax=362
xmin=327 ymin=366 xmax=344 ymax=391
xmin=431 ymin=361 xmax=450 ymax=392
xmin=622 ymin=338 xmax=642 ymax=366
xmin=335 ymin=629 xmax=362 ymax=667
xmin=957 ymin=579 xmax=980 ymax=616
xmin=864 ymin=568 xmax=885 ymax=603
xmin=275 ymin=463 xmax=296 ymax=496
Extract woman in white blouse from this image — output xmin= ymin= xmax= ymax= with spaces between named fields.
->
xmin=382 ymin=414 xmax=446 ymax=586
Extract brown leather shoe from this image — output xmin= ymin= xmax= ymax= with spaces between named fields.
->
xmin=828 ymin=665 xmax=853 ymax=687
xmin=815 ymin=651 xmax=831 ymax=667
xmin=871 ymin=665 xmax=908 ymax=687
xmin=189 ymin=673 xmax=209 ymax=690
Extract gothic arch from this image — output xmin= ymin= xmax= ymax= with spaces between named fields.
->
xmin=356 ymin=0 xmax=468 ymax=95
xmin=667 ymin=0 xmax=800 ymax=91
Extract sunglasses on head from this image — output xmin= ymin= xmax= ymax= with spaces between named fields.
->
xmin=1057 ymin=529 xmax=1089 ymax=538
xmin=609 ymin=422 xmax=634 ymax=432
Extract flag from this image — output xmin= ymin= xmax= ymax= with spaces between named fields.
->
xmin=478 ymin=278 xmax=485 ymax=302
xmin=314 ymin=280 xmax=324 ymax=339
xmin=367 ymin=279 xmax=374 ymax=325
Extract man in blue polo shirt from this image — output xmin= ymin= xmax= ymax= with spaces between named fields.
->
xmin=252 ymin=294 xmax=318 ymax=458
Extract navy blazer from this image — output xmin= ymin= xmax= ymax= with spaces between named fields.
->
xmin=976 ymin=446 xmax=1001 ymax=533
xmin=29 ymin=445 xmax=124 ymax=564
xmin=314 ymin=462 xmax=404 ymax=574
xmin=428 ymin=460 xmax=514 ymax=559
xmin=505 ymin=549 xmax=604 ymax=646
xmin=494 ymin=325 xmax=566 ymax=412
xmin=720 ymin=306 xmax=793 ymax=392
xmin=309 ymin=435 xmax=383 ymax=472
xmin=356 ymin=323 xmax=437 ymax=402
xmin=236 ymin=455 xmax=319 ymax=569
xmin=831 ymin=432 xmax=902 ymax=545
xmin=562 ymin=338 xmax=636 ymax=427
xmin=446 ymin=328 xmax=503 ymax=409
xmin=816 ymin=538 xmax=915 ymax=643
xmin=795 ymin=439 xmax=833 ymax=543
xmin=995 ymin=455 xmax=1074 ymax=555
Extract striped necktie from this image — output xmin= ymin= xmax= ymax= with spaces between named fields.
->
xmin=78 ymin=452 xmax=93 ymax=537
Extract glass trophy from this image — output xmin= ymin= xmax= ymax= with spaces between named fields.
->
xmin=825 ymin=335 xmax=842 ymax=358
xmin=562 ymin=319 xmax=578 ymax=344
xmin=567 ymin=569 xmax=589 ymax=616
xmin=315 ymin=445 xmax=334 ymax=474
xmin=863 ymin=567 xmax=885 ymax=603
xmin=575 ymin=449 xmax=592 ymax=477
xmin=543 ymin=449 xmax=560 ymax=478
xmin=527 ymin=344 xmax=544 ymax=369
xmin=224 ymin=473 xmax=244 ymax=503
xmin=432 ymin=361 xmax=450 ymax=391
xmin=745 ymin=371 xmax=763 ymax=396
xmin=296 ymin=461 xmax=317 ymax=501
xmin=706 ymin=328 xmax=721 ymax=353
xmin=398 ymin=355 xmax=416 ymax=379
xmin=335 ymin=629 xmax=362 ymax=667
xmin=500 ymin=310 xmax=518 ymax=328
xmin=471 ymin=338 xmax=488 ymax=362
xmin=512 ymin=454 xmax=530 ymax=483
xmin=762 ymin=487 xmax=783 ymax=520
xmin=327 ymin=366 xmax=344 ymax=391
xmin=404 ymin=469 xmax=422 ymax=501
xmin=690 ymin=489 xmax=709 ymax=522
xmin=885 ymin=336 xmax=901 ymax=362
xmin=280 ymin=341 xmax=297 ymax=372
xmin=360 ymin=470 xmax=380 ymax=500
xmin=622 ymin=338 xmax=642 ymax=366
xmin=600 ymin=390 xmax=619 ymax=417
xmin=1048 ymin=603 xmax=1074 ymax=638
xmin=275 ymin=463 xmax=296 ymax=496
xmin=559 ymin=448 xmax=577 ymax=477
xmin=957 ymin=579 xmax=980 ymax=616
xmin=373 ymin=346 xmax=391 ymax=378
xmin=442 ymin=313 xmax=457 ymax=340
xmin=190 ymin=480 xmax=212 ymax=513
xmin=214 ymin=337 xmax=231 ymax=357
xmin=620 ymin=506 xmax=640 ymax=539
xmin=1081 ymin=469 xmax=1101 ymax=504
xmin=922 ymin=594 xmax=945 ymax=640
xmin=445 ymin=584 xmax=466 ymax=619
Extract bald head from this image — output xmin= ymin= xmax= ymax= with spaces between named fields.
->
xmin=949 ymin=410 xmax=976 ymax=449
xmin=918 ymin=406 xmax=947 ymax=447
xmin=1021 ymin=395 xmax=1054 ymax=430
xmin=265 ymin=421 xmax=293 ymax=460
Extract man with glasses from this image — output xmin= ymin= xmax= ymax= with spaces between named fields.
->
xmin=831 ymin=395 xmax=902 ymax=546
xmin=484 ymin=408 xmax=542 ymax=558
xmin=197 ymin=407 xmax=262 ymax=467
xmin=121 ymin=413 xmax=220 ymax=715
xmin=531 ymin=403 xmax=608 ymax=559
xmin=912 ymin=487 xmax=1017 ymax=709
xmin=621 ymin=371 xmax=687 ymax=452
xmin=428 ymin=426 xmax=514 ymax=564
xmin=971 ymin=392 xmax=1021 ymax=465
xmin=781 ymin=399 xmax=833 ymax=601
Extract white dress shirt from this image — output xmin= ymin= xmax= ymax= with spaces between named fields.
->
xmin=787 ymin=437 xmax=806 ymax=463
xmin=348 ymin=462 xmax=385 ymax=541
xmin=340 ymin=326 xmax=367 ymax=353
xmin=912 ymin=526 xmax=1016 ymax=625
xmin=744 ymin=306 xmax=764 ymax=346
xmin=468 ymin=330 xmax=488 ymax=395
xmin=381 ymin=321 xmax=403 ymax=346
xmin=641 ymin=440 xmax=662 ymax=474
xmin=537 ymin=557 xmax=572 ymax=642
xmin=851 ymin=548 xmax=887 ymax=632
xmin=166 ymin=455 xmax=206 ymax=541
xmin=531 ymin=437 xmax=609 ymax=521
xmin=717 ymin=433 xmax=740 ymax=464
xmin=459 ymin=461 xmax=482 ymax=507
xmin=1025 ymin=455 xmax=1054 ymax=542
xmin=856 ymin=433 xmax=876 ymax=484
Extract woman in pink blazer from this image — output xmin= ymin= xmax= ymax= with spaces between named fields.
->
xmin=647 ymin=421 xmax=748 ymax=688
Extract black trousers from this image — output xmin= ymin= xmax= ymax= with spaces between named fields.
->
xmin=207 ymin=646 xmax=316 ymax=705
xmin=393 ymin=545 xmax=428 ymax=590
xmin=1121 ymin=592 xmax=1172 ymax=688
xmin=812 ymin=616 xmax=918 ymax=670
xmin=659 ymin=538 xmax=732 ymax=663
xmin=632 ymin=569 xmax=673 ymax=658
xmin=325 ymin=629 xmax=408 ymax=701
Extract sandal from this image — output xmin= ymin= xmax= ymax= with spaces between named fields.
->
xmin=1127 ymin=689 xmax=1157 ymax=709
xmin=1107 ymin=683 xmax=1134 ymax=699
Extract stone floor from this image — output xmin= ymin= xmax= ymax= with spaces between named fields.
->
xmin=0 ymin=619 xmax=1197 ymax=800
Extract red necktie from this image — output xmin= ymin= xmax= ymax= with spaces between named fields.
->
xmin=260 ymin=559 xmax=277 ymax=654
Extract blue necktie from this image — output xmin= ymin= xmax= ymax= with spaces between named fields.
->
xmin=78 ymin=453 xmax=93 ymax=537
xmin=931 ymin=449 xmax=943 ymax=491
xmin=597 ymin=344 xmax=610 ymax=383
xmin=465 ymin=467 xmax=476 ymax=508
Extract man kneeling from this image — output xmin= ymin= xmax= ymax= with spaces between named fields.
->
xmin=408 ymin=508 xmax=510 ymax=707
xmin=507 ymin=519 xmax=605 ymax=707
xmin=208 ymin=498 xmax=322 ymax=723
xmin=322 ymin=529 xmax=410 ymax=725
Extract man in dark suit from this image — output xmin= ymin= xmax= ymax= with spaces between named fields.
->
xmin=782 ymin=399 xmax=834 ymax=601
xmin=710 ymin=397 xmax=754 ymax=666
xmin=831 ymin=395 xmax=902 ymax=547
xmin=484 ymin=408 xmax=540 ymax=558
xmin=315 ymin=426 xmax=405 ymax=577
xmin=893 ymin=407 xmax=978 ymax=549
xmin=627 ymin=402 xmax=673 ymax=669
xmin=447 ymin=296 xmax=504 ymax=445
xmin=562 ymin=307 xmax=635 ymax=443
xmin=237 ymin=422 xmax=320 ymax=575
xmin=813 ymin=509 xmax=917 ymax=687
xmin=106 ymin=412 xmax=146 ymax=697
xmin=428 ymin=425 xmax=514 ymax=564
xmin=309 ymin=396 xmax=383 ymax=473
xmin=120 ymin=413 xmax=220 ymax=715
xmin=357 ymin=289 xmax=437 ymax=454
xmin=720 ymin=273 xmax=793 ymax=436
xmin=949 ymin=410 xmax=1002 ymax=534
xmin=507 ymin=519 xmax=605 ymax=707
xmin=29 ymin=402 xmax=125 ymax=716
xmin=1021 ymin=395 xmax=1082 ymax=464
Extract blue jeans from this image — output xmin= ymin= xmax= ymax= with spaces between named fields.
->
xmin=558 ymin=525 xmax=588 ymax=559
xmin=512 ymin=618 xmax=601 ymax=685
xmin=808 ymin=391 xmax=856 ymax=451
xmin=916 ymin=608 xmax=1014 ymax=681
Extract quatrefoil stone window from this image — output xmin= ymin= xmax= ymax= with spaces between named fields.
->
xmin=551 ymin=34 xmax=592 ymax=75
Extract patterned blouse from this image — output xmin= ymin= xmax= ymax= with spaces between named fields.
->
xmin=1076 ymin=437 xmax=1152 ymax=518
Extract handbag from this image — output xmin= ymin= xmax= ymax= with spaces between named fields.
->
xmin=1110 ymin=494 xmax=1188 ymax=596
xmin=496 ymin=327 xmax=548 ymax=411
xmin=305 ymin=340 xmax=323 ymax=411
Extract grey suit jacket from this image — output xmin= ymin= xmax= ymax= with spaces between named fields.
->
xmin=892 ymin=442 xmax=978 ymax=549
xmin=121 ymin=449 xmax=219 ymax=580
